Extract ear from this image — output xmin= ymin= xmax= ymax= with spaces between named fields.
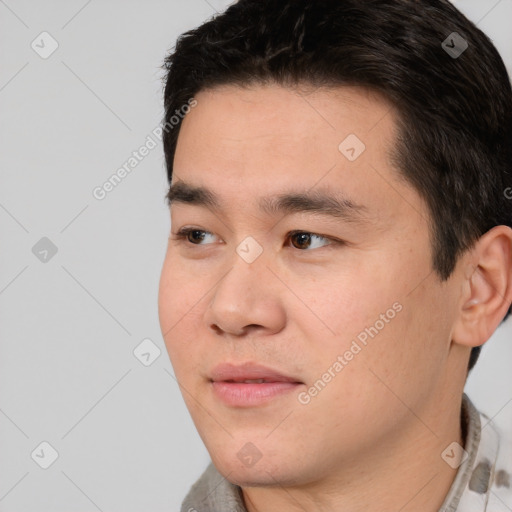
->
xmin=452 ymin=225 xmax=512 ymax=349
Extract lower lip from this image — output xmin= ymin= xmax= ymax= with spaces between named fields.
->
xmin=211 ymin=381 xmax=302 ymax=407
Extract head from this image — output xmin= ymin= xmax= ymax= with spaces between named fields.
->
xmin=158 ymin=0 xmax=512 ymax=488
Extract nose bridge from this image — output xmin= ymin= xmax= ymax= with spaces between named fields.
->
xmin=204 ymin=237 xmax=285 ymax=336
xmin=224 ymin=233 xmax=271 ymax=293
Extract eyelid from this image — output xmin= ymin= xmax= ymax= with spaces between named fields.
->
xmin=287 ymin=229 xmax=334 ymax=248
xmin=172 ymin=227 xmax=219 ymax=243
xmin=171 ymin=227 xmax=342 ymax=249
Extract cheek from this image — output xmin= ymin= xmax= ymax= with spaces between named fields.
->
xmin=342 ymin=273 xmax=452 ymax=403
xmin=302 ymin=250 xmax=437 ymax=375
xmin=158 ymin=257 xmax=205 ymax=368
xmin=159 ymin=251 xmax=209 ymax=319
xmin=293 ymin=263 xmax=399 ymax=346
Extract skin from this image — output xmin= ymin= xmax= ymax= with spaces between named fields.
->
xmin=158 ymin=83 xmax=512 ymax=511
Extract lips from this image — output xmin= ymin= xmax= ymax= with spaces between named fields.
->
xmin=210 ymin=362 xmax=302 ymax=384
xmin=209 ymin=362 xmax=303 ymax=407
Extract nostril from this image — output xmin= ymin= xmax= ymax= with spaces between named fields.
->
xmin=210 ymin=323 xmax=262 ymax=337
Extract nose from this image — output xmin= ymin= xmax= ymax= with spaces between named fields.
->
xmin=203 ymin=248 xmax=287 ymax=338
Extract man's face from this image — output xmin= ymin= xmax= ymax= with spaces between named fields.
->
xmin=158 ymin=84 xmax=462 ymax=486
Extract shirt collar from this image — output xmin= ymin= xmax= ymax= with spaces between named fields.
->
xmin=440 ymin=394 xmax=501 ymax=511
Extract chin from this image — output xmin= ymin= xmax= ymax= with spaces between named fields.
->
xmin=225 ymin=470 xmax=279 ymax=488
xmin=210 ymin=450 xmax=309 ymax=488
xmin=220 ymin=465 xmax=298 ymax=489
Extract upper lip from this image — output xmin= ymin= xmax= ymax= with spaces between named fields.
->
xmin=210 ymin=362 xmax=303 ymax=383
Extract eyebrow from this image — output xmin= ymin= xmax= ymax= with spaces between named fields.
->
xmin=166 ymin=181 xmax=369 ymax=223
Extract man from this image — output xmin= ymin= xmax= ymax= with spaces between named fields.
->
xmin=157 ymin=1 xmax=512 ymax=510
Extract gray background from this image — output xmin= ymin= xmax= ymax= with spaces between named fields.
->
xmin=0 ymin=1 xmax=510 ymax=510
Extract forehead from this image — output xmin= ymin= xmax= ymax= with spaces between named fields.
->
xmin=176 ymin=83 xmax=395 ymax=148
xmin=171 ymin=83 xmax=426 ymax=227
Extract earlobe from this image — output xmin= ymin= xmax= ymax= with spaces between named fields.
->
xmin=452 ymin=225 xmax=512 ymax=349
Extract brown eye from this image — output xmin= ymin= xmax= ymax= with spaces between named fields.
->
xmin=288 ymin=231 xmax=333 ymax=250
xmin=290 ymin=232 xmax=313 ymax=249
xmin=186 ymin=230 xmax=207 ymax=244
xmin=173 ymin=228 xmax=216 ymax=245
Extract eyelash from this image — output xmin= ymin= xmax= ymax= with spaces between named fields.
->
xmin=171 ymin=227 xmax=343 ymax=251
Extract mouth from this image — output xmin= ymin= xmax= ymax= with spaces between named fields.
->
xmin=209 ymin=362 xmax=304 ymax=407
xmin=224 ymin=378 xmax=283 ymax=383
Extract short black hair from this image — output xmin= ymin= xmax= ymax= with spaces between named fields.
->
xmin=161 ymin=0 xmax=512 ymax=371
